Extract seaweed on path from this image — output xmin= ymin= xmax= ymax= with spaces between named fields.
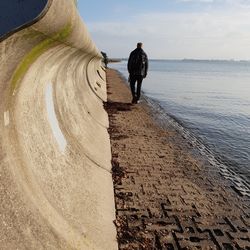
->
xmin=111 ymin=159 xmax=126 ymax=185
xmin=104 ymin=101 xmax=132 ymax=114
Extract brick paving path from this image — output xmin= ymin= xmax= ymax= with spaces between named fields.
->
xmin=106 ymin=69 xmax=250 ymax=250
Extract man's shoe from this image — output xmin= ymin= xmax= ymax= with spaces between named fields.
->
xmin=132 ymin=97 xmax=137 ymax=104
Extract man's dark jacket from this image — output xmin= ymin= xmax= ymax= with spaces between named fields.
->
xmin=127 ymin=48 xmax=148 ymax=77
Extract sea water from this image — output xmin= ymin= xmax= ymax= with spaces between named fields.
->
xmin=111 ymin=59 xmax=250 ymax=189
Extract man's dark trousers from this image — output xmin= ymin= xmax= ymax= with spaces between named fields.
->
xmin=130 ymin=75 xmax=143 ymax=102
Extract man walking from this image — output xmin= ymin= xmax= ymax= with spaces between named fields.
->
xmin=127 ymin=42 xmax=148 ymax=104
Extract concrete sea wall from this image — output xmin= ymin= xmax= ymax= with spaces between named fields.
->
xmin=0 ymin=0 xmax=117 ymax=249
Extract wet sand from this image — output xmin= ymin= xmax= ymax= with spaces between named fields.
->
xmin=106 ymin=69 xmax=250 ymax=250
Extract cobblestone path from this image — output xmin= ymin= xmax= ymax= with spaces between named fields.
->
xmin=106 ymin=69 xmax=250 ymax=250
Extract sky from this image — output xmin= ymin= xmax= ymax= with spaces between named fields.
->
xmin=78 ymin=0 xmax=250 ymax=60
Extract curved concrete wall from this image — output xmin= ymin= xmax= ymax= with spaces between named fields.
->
xmin=0 ymin=0 xmax=117 ymax=249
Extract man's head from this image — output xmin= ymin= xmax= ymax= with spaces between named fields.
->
xmin=137 ymin=42 xmax=143 ymax=48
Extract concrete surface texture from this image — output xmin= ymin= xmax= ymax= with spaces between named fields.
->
xmin=0 ymin=0 xmax=117 ymax=249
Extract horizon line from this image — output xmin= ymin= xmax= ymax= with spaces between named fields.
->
xmin=110 ymin=57 xmax=250 ymax=62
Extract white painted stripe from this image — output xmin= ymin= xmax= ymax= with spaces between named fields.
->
xmin=45 ymin=83 xmax=67 ymax=152
xmin=4 ymin=111 xmax=9 ymax=126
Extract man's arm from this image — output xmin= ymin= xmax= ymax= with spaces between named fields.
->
xmin=144 ymin=53 xmax=148 ymax=78
xmin=127 ymin=53 xmax=132 ymax=74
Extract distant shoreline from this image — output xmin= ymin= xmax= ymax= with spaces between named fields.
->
xmin=110 ymin=58 xmax=250 ymax=63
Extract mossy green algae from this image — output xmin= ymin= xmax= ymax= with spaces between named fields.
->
xmin=11 ymin=23 xmax=72 ymax=94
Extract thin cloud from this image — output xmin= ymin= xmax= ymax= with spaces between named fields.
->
xmin=178 ymin=0 xmax=250 ymax=4
xmin=87 ymin=7 xmax=250 ymax=59
xmin=178 ymin=0 xmax=214 ymax=2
